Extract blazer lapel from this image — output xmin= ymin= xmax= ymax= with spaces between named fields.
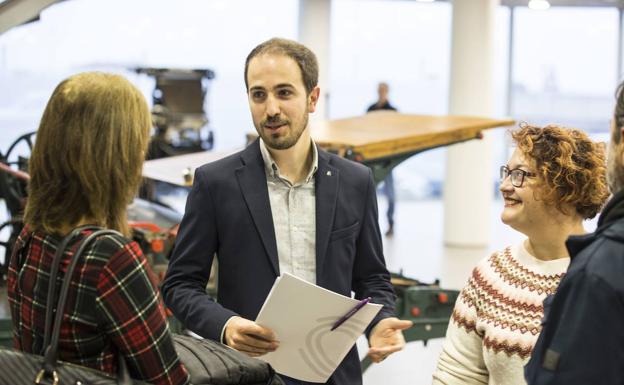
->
xmin=235 ymin=141 xmax=280 ymax=276
xmin=315 ymin=149 xmax=339 ymax=283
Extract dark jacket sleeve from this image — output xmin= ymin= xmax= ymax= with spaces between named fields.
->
xmin=351 ymin=169 xmax=396 ymax=336
xmin=161 ymin=168 xmax=238 ymax=342
xmin=525 ymin=272 xmax=624 ymax=385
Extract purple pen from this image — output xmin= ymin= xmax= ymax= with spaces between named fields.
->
xmin=331 ymin=297 xmax=372 ymax=331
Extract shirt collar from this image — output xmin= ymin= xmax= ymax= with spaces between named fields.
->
xmin=259 ymin=138 xmax=318 ymax=184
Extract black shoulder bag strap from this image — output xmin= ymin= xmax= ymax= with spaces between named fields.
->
xmin=42 ymin=225 xmax=101 ymax=352
xmin=39 ymin=228 xmax=133 ymax=385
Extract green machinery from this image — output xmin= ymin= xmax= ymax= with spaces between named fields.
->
xmin=360 ymin=273 xmax=459 ymax=372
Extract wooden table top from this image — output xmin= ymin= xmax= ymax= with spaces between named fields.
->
xmin=142 ymin=113 xmax=514 ymax=187
xmin=309 ymin=112 xmax=514 ymax=160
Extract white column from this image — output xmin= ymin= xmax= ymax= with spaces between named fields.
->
xmin=298 ymin=0 xmax=331 ymax=121
xmin=444 ymin=0 xmax=499 ymax=247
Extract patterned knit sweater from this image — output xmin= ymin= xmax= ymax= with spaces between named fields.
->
xmin=432 ymin=242 xmax=569 ymax=385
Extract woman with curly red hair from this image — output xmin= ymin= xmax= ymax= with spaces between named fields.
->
xmin=432 ymin=124 xmax=609 ymax=385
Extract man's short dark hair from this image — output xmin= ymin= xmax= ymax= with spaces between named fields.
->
xmin=244 ymin=37 xmax=319 ymax=94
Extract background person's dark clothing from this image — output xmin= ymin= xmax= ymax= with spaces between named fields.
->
xmin=162 ymin=139 xmax=396 ymax=385
xmin=366 ymin=101 xmax=397 ymax=232
xmin=367 ymin=101 xmax=396 ymax=113
xmin=525 ymin=190 xmax=624 ymax=385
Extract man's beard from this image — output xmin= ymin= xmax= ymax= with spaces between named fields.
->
xmin=607 ymin=140 xmax=624 ymax=194
xmin=257 ymin=113 xmax=308 ymax=150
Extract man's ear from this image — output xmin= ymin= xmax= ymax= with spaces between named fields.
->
xmin=308 ymin=86 xmax=320 ymax=113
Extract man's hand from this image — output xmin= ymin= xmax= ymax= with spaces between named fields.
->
xmin=367 ymin=317 xmax=413 ymax=363
xmin=224 ymin=316 xmax=280 ymax=357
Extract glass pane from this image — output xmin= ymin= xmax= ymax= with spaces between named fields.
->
xmin=511 ymin=7 xmax=618 ymax=139
xmin=0 ymin=0 xmax=299 ymax=152
xmin=330 ymin=0 xmax=452 ymax=118
xmin=330 ymin=2 xmax=510 ymax=200
xmin=330 ymin=0 xmax=452 ymax=200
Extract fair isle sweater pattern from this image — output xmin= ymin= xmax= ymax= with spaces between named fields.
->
xmin=455 ymin=246 xmax=563 ymax=358
xmin=433 ymin=243 xmax=569 ymax=385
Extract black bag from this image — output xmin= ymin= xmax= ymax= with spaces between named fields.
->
xmin=0 ymin=227 xmax=146 ymax=385
xmin=173 ymin=334 xmax=284 ymax=385
xmin=0 ymin=225 xmax=285 ymax=385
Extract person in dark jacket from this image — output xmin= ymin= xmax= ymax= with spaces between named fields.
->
xmin=162 ymin=38 xmax=412 ymax=385
xmin=367 ymin=82 xmax=398 ymax=236
xmin=525 ymin=82 xmax=624 ymax=384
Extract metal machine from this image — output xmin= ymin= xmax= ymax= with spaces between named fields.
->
xmin=0 ymin=132 xmax=34 ymax=283
xmin=360 ymin=272 xmax=459 ymax=371
xmin=0 ymin=133 xmax=186 ymax=347
xmin=135 ymin=67 xmax=216 ymax=159
xmin=0 ymin=132 xmax=35 ymax=347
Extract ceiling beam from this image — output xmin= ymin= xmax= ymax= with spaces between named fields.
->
xmin=0 ymin=0 xmax=64 ymax=35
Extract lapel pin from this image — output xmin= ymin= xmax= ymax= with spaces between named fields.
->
xmin=326 ymin=171 xmax=332 ymax=176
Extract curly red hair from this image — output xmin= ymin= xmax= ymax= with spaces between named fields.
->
xmin=512 ymin=123 xmax=609 ymax=219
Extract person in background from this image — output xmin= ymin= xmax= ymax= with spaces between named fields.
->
xmin=432 ymin=123 xmax=608 ymax=385
xmin=162 ymin=38 xmax=412 ymax=385
xmin=367 ymin=82 xmax=398 ymax=236
xmin=525 ymin=83 xmax=624 ymax=385
xmin=7 ymin=72 xmax=190 ymax=385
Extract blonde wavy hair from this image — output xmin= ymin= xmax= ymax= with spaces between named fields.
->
xmin=512 ymin=123 xmax=609 ymax=219
xmin=24 ymin=72 xmax=151 ymax=236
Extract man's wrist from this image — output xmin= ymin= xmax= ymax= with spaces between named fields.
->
xmin=220 ymin=316 xmax=238 ymax=344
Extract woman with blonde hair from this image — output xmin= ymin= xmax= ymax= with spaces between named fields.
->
xmin=432 ymin=123 xmax=609 ymax=385
xmin=7 ymin=72 xmax=189 ymax=385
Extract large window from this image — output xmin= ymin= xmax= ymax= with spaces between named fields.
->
xmin=510 ymin=6 xmax=619 ymax=139
xmin=330 ymin=1 xmax=511 ymax=199
xmin=1 ymin=1 xmax=620 ymax=193
xmin=0 ymin=0 xmax=299 ymax=152
xmin=330 ymin=0 xmax=452 ymax=119
xmin=330 ymin=0 xmax=452 ymax=199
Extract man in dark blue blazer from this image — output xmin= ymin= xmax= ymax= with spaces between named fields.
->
xmin=162 ymin=37 xmax=412 ymax=385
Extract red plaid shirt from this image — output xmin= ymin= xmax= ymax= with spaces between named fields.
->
xmin=7 ymin=226 xmax=189 ymax=385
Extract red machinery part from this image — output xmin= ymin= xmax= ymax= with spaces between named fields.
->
xmin=129 ymin=221 xmax=163 ymax=233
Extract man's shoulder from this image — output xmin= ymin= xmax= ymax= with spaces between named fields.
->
xmin=567 ymin=222 xmax=624 ymax=294
xmin=195 ymin=146 xmax=252 ymax=176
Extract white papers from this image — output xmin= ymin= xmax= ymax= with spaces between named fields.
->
xmin=255 ymin=273 xmax=382 ymax=383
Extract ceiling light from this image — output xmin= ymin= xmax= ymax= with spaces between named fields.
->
xmin=528 ymin=0 xmax=550 ymax=10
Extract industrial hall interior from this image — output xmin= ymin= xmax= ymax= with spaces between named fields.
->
xmin=0 ymin=0 xmax=623 ymax=384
